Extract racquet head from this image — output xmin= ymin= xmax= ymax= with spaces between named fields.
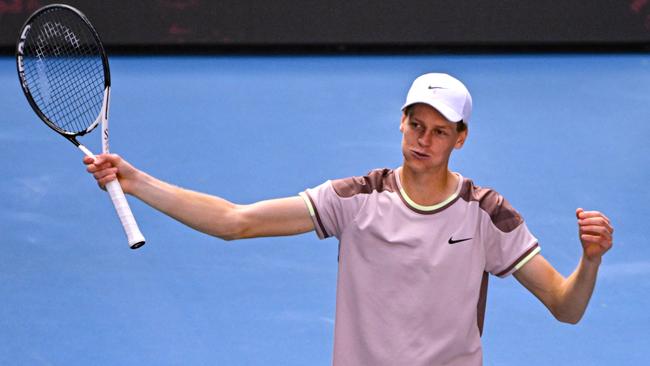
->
xmin=16 ymin=4 xmax=110 ymax=142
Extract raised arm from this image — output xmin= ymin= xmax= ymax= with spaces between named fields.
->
xmin=84 ymin=154 xmax=314 ymax=240
xmin=513 ymin=208 xmax=613 ymax=324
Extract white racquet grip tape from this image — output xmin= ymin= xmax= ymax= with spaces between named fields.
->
xmin=105 ymin=180 xmax=146 ymax=249
xmin=79 ymin=145 xmax=145 ymax=249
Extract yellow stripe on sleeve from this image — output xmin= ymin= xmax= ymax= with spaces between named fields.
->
xmin=299 ymin=192 xmax=315 ymax=217
xmin=514 ymin=245 xmax=541 ymax=271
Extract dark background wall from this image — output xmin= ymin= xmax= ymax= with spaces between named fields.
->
xmin=2 ymin=0 xmax=650 ymax=53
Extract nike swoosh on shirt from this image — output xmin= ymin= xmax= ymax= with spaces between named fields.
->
xmin=448 ymin=237 xmax=472 ymax=244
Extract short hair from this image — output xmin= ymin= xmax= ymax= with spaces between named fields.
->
xmin=403 ymin=105 xmax=467 ymax=133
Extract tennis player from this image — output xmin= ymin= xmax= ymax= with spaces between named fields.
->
xmin=84 ymin=73 xmax=613 ymax=366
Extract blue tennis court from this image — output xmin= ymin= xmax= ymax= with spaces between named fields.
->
xmin=1 ymin=54 xmax=649 ymax=365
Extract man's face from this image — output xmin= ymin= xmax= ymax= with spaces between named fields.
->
xmin=400 ymin=103 xmax=467 ymax=173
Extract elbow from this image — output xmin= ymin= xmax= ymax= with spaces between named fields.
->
xmin=219 ymin=233 xmax=239 ymax=242
xmin=550 ymin=307 xmax=583 ymax=324
xmin=556 ymin=315 xmax=581 ymax=325
xmin=211 ymin=206 xmax=249 ymax=241
xmin=213 ymin=224 xmax=246 ymax=242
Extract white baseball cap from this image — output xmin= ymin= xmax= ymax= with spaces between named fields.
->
xmin=401 ymin=73 xmax=473 ymax=124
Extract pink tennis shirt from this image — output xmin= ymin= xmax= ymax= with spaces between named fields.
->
xmin=300 ymin=168 xmax=540 ymax=366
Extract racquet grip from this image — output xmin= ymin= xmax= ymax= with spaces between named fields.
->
xmin=105 ymin=180 xmax=146 ymax=249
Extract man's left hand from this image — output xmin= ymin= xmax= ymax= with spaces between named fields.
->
xmin=576 ymin=208 xmax=614 ymax=262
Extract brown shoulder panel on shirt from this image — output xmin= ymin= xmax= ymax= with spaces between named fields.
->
xmin=331 ymin=168 xmax=397 ymax=198
xmin=459 ymin=180 xmax=523 ymax=233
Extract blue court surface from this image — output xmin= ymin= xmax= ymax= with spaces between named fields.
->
xmin=1 ymin=54 xmax=649 ymax=365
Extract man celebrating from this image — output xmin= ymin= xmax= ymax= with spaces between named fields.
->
xmin=85 ymin=73 xmax=613 ymax=365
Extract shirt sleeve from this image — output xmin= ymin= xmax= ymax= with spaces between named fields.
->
xmin=481 ymin=193 xmax=540 ymax=278
xmin=300 ymin=179 xmax=364 ymax=240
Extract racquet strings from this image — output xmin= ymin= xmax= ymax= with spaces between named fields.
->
xmin=21 ymin=7 xmax=105 ymax=135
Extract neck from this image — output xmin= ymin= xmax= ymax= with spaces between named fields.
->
xmin=399 ymin=165 xmax=458 ymax=207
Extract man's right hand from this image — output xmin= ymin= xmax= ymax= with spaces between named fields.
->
xmin=84 ymin=154 xmax=139 ymax=194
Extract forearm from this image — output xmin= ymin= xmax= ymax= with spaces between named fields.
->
xmin=516 ymin=209 xmax=612 ymax=324
xmin=552 ymin=256 xmax=601 ymax=324
xmin=130 ymin=170 xmax=243 ymax=240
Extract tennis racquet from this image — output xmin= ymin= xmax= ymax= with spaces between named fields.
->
xmin=16 ymin=4 xmax=145 ymax=249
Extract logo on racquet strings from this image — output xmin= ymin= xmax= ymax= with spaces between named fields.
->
xmin=17 ymin=21 xmax=82 ymax=91
xmin=37 ymin=22 xmax=81 ymax=57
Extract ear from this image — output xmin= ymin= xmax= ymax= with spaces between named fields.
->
xmin=454 ymin=128 xmax=468 ymax=149
xmin=400 ymin=113 xmax=408 ymax=133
